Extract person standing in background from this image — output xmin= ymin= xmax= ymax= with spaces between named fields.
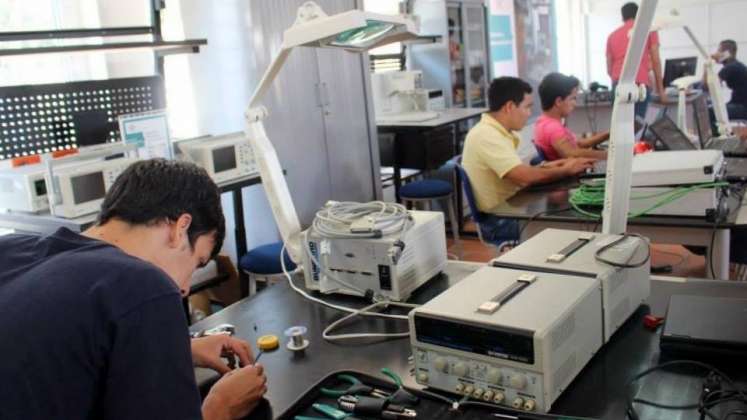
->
xmin=606 ymin=2 xmax=667 ymax=119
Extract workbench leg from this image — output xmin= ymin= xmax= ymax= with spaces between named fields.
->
xmin=233 ymin=189 xmax=250 ymax=297
xmin=708 ymin=229 xmax=730 ymax=280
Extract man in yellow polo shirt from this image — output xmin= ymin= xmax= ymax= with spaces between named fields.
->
xmin=462 ymin=76 xmax=595 ymax=247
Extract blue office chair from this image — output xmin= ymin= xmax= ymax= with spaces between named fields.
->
xmin=454 ymin=156 xmax=519 ymax=252
xmin=239 ymin=241 xmax=297 ymax=295
xmin=398 ymin=165 xmax=461 ymax=258
xmin=530 ymin=141 xmax=546 ymax=166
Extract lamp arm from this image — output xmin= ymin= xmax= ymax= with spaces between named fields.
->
xmin=681 ymin=26 xmax=732 ymax=136
xmin=671 ymin=75 xmax=701 ymax=134
xmin=705 ymin=61 xmax=733 ymax=137
xmin=249 ymin=45 xmax=292 ymax=109
xmin=244 ymin=43 xmax=305 ymax=263
xmin=602 ymin=0 xmax=659 ymax=235
xmin=682 ymin=26 xmax=708 ymax=59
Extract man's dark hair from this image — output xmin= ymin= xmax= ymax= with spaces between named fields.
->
xmin=538 ymin=72 xmax=580 ymax=111
xmin=488 ymin=76 xmax=533 ymax=112
xmin=720 ymin=40 xmax=738 ymax=58
xmin=621 ymin=2 xmax=638 ymax=21
xmin=98 ymin=159 xmax=225 ymax=258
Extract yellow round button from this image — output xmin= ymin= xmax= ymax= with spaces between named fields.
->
xmin=257 ymin=334 xmax=280 ymax=351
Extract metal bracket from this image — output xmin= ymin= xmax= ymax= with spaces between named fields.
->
xmin=245 ymin=106 xmax=269 ymax=123
xmin=295 ymin=1 xmax=328 ymax=25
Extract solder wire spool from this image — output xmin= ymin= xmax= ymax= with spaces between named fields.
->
xmin=285 ymin=325 xmax=309 ymax=351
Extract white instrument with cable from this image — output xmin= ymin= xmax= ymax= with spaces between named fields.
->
xmin=301 ymin=202 xmax=447 ymax=301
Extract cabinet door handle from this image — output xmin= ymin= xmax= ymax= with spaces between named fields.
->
xmin=314 ymin=83 xmax=324 ymax=108
xmin=320 ymin=82 xmax=331 ymax=115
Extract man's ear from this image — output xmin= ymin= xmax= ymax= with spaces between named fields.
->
xmin=168 ymin=213 xmax=192 ymax=248
xmin=502 ymin=101 xmax=516 ymax=114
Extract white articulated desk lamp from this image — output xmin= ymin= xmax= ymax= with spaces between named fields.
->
xmin=654 ymin=10 xmax=734 ymax=138
xmin=244 ymin=2 xmax=418 ymax=264
xmin=602 ymin=0 xmax=659 ymax=234
xmin=670 ymin=74 xmax=702 ymax=137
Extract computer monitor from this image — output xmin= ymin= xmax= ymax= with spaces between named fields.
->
xmin=73 ymin=110 xmax=111 ymax=147
xmin=663 ymin=57 xmax=697 ymax=88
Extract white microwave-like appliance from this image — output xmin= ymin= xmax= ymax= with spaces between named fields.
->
xmin=49 ymin=157 xmax=136 ymax=219
xmin=178 ymin=132 xmax=257 ymax=184
xmin=0 ymin=164 xmax=49 ymax=213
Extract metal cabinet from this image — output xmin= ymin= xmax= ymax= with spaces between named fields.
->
xmin=408 ymin=0 xmax=489 ymax=108
xmin=210 ymin=0 xmax=379 ymax=225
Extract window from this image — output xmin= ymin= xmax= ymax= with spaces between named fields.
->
xmin=363 ymin=0 xmax=404 ymax=73
xmin=0 ymin=0 xmax=108 ymax=87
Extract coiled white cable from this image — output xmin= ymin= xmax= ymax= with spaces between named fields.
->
xmin=280 ymin=243 xmax=418 ymax=341
xmin=312 ymin=201 xmax=411 ymax=239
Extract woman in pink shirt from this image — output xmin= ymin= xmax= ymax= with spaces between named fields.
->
xmin=534 ymin=73 xmax=608 ymax=161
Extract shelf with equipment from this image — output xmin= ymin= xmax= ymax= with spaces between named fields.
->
xmin=407 ymin=0 xmax=489 ymax=109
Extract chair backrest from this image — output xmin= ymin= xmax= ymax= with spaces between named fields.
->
xmin=531 ymin=140 xmax=546 ymax=165
xmin=453 ymin=156 xmax=488 ymax=225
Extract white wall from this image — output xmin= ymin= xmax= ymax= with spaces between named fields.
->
xmin=558 ymin=0 xmax=747 ymax=90
xmin=92 ymin=0 xmax=280 ymax=262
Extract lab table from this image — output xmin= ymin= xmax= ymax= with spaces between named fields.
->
xmin=376 ymin=107 xmax=485 ymax=198
xmin=486 ymin=178 xmax=746 ymax=280
xmin=192 ymin=261 xmax=747 ymax=419
xmin=377 ymin=108 xmax=486 ymax=234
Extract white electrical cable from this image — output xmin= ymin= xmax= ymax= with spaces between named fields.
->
xmin=322 ymin=300 xmax=418 ymax=341
xmin=312 ymin=201 xmax=411 ymax=238
xmin=280 ymin=243 xmax=419 ymax=341
xmin=304 ymin=236 xmax=367 ymax=296
xmin=281 ymin=244 xmax=412 ymax=320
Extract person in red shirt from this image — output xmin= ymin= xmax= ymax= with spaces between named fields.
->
xmin=606 ymin=2 xmax=666 ymax=119
xmin=535 ymin=72 xmax=608 ymax=161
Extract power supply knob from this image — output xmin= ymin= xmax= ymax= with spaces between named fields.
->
xmin=453 ymin=362 xmax=469 ymax=377
xmin=417 ymin=373 xmax=429 ymax=383
xmin=509 ymin=374 xmax=528 ymax=390
xmin=483 ymin=390 xmax=494 ymax=401
xmin=486 ymin=368 xmax=502 ymax=385
xmin=433 ymin=357 xmax=449 ymax=373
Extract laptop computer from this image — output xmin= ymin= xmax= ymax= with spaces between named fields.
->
xmin=660 ymin=295 xmax=747 ymax=359
xmin=649 ymin=113 xmax=747 ymax=156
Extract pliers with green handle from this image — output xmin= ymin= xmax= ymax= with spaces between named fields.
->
xmin=293 ymin=403 xmax=361 ymax=420
xmin=380 ymin=368 xmax=419 ymax=406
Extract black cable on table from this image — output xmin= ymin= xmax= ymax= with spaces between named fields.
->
xmin=518 ymin=207 xmax=572 ymax=242
xmin=594 ymin=233 xmax=651 ymax=268
xmin=625 ymin=360 xmax=747 ymax=420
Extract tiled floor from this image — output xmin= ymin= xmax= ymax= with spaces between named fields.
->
xmin=447 ymin=224 xmax=707 ymax=278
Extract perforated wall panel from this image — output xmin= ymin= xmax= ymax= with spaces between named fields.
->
xmin=0 ymin=76 xmax=165 ymax=160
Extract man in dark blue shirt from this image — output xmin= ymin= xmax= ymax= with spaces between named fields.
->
xmin=715 ymin=39 xmax=747 ymax=120
xmin=0 ymin=159 xmax=266 ymax=420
